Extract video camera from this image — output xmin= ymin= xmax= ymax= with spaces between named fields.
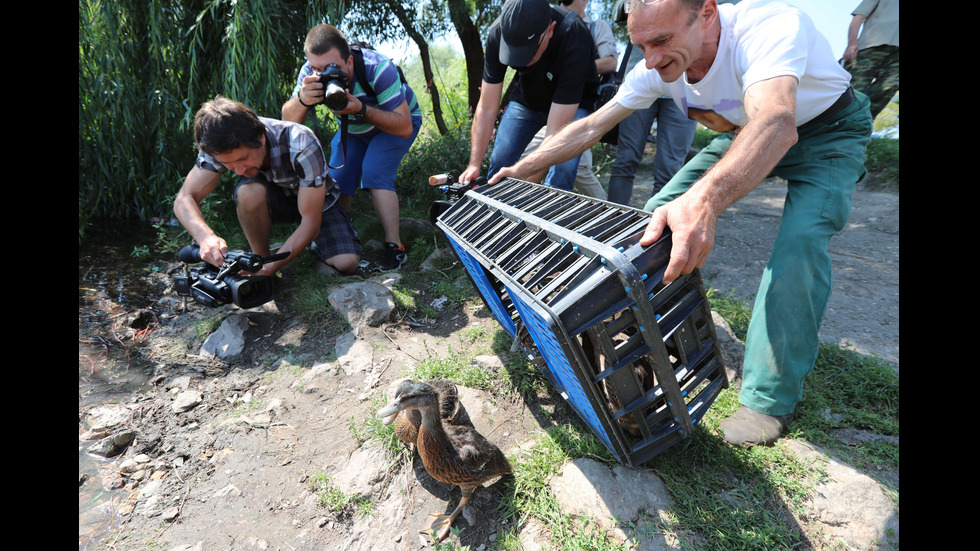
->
xmin=173 ymin=245 xmax=290 ymax=309
xmin=318 ymin=64 xmax=351 ymax=111
xmin=427 ymin=173 xmax=487 ymax=225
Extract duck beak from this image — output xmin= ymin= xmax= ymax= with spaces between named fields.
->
xmin=378 ymin=401 xmax=404 ymax=421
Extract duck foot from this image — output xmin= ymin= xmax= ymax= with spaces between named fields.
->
xmin=419 ymin=512 xmax=454 ymax=542
xmin=420 ymin=496 xmax=468 ymax=543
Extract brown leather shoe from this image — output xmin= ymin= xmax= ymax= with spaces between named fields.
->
xmin=720 ymin=406 xmax=794 ymax=446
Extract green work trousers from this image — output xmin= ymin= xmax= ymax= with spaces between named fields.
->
xmin=644 ymin=90 xmax=873 ymax=416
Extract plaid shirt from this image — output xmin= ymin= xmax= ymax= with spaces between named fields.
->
xmin=196 ymin=117 xmax=339 ymax=210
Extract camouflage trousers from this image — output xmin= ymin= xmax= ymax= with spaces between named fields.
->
xmin=844 ymin=44 xmax=899 ymax=121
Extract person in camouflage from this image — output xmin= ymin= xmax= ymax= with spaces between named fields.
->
xmin=843 ymin=0 xmax=899 ymax=121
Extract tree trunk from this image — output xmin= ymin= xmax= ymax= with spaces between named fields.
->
xmin=446 ymin=0 xmax=485 ymax=116
xmin=387 ymin=1 xmax=448 ymax=134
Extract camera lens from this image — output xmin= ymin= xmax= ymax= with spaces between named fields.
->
xmin=323 ymin=82 xmax=348 ymax=111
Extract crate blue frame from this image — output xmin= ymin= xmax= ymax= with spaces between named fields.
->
xmin=436 ymin=179 xmax=728 ymax=465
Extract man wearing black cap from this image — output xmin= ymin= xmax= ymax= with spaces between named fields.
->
xmin=459 ymin=0 xmax=599 ymax=191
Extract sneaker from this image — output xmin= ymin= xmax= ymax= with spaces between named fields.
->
xmin=719 ymin=406 xmax=794 ymax=446
xmin=376 ymin=242 xmax=407 ymax=271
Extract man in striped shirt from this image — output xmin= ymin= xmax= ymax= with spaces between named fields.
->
xmin=283 ymin=24 xmax=423 ymax=272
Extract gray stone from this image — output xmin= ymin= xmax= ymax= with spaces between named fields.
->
xmin=200 ymin=314 xmax=249 ymax=359
xmin=86 ymin=430 xmax=136 ymax=457
xmin=328 ymin=282 xmax=395 ymax=334
xmin=784 ymin=440 xmax=900 ymax=550
xmin=549 ymin=458 xmax=678 ymax=550
xmin=172 ymin=390 xmax=203 ymax=413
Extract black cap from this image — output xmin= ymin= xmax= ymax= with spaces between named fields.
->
xmin=499 ymin=0 xmax=553 ymax=67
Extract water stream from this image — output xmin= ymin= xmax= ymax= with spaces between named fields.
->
xmin=78 ymin=222 xmax=170 ymax=549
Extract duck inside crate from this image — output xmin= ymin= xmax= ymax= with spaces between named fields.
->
xmin=436 ymin=179 xmax=729 ymax=466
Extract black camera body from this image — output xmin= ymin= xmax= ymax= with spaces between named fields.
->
xmin=318 ymin=64 xmax=351 ymax=111
xmin=173 ymin=245 xmax=290 ymax=309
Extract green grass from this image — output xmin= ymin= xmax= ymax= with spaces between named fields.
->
xmin=863 ymin=137 xmax=899 ymax=189
xmin=310 ymin=471 xmax=376 ymax=518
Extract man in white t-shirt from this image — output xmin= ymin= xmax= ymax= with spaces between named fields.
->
xmin=489 ymin=0 xmax=873 ymax=447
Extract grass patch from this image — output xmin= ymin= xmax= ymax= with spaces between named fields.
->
xmin=863 ymin=137 xmax=899 ymax=189
xmin=310 ymin=472 xmax=375 ymax=519
xmin=414 ymin=341 xmax=495 ymax=390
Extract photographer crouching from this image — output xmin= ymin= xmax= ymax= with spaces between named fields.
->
xmin=173 ymin=96 xmax=362 ymax=292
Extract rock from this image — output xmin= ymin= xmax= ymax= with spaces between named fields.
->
xmin=400 ymin=216 xmax=437 ymax=242
xmin=222 ymin=368 xmax=260 ymax=392
xmin=471 ymin=354 xmax=506 ymax=372
xmin=134 ymin=479 xmax=164 ymax=516
xmin=335 ymin=333 xmax=377 ymax=376
xmin=549 ymin=458 xmax=677 ymax=550
xmin=711 ymin=310 xmax=744 ymax=381
xmin=328 ymin=282 xmax=395 ymax=334
xmin=332 ymin=444 xmax=389 ymax=499
xmin=784 ymin=440 xmax=900 ymax=550
xmin=172 ymin=390 xmax=203 ymax=413
xmin=167 ymin=375 xmax=193 ymax=391
xmin=420 ymin=247 xmax=457 ymax=271
xmin=84 ymin=404 xmax=133 ymax=433
xmin=214 ymin=484 xmax=242 ymax=498
xmin=368 ymin=271 xmax=402 ymax=288
xmin=87 ymin=430 xmax=135 ymax=457
xmin=200 ymin=314 xmax=250 ymax=359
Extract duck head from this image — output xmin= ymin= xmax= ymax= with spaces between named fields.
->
xmin=379 ymin=380 xmax=439 ymax=420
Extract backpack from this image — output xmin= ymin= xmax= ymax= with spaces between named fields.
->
xmin=349 ymin=41 xmax=408 ymax=99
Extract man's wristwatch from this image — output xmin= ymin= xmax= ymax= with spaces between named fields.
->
xmin=354 ymin=101 xmax=368 ymax=122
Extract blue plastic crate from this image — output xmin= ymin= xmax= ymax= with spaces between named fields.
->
xmin=436 ymin=179 xmax=728 ymax=465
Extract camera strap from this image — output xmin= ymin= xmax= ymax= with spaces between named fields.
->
xmin=309 ymin=104 xmax=347 ymax=170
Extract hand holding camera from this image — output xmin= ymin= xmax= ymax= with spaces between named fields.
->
xmin=318 ymin=63 xmax=352 ymax=112
xmin=298 ymin=63 xmax=361 ymax=116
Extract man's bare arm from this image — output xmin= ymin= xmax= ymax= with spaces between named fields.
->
xmin=489 ymin=99 xmax=633 ymax=184
xmin=460 ymin=81 xmax=503 ymax=183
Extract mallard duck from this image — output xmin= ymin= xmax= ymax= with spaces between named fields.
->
xmin=378 ymin=380 xmax=512 ymax=542
xmin=382 ymin=378 xmax=462 ymax=447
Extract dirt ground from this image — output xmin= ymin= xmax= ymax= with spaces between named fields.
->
xmin=80 ymin=167 xmax=898 ymax=550
xmin=84 ymin=285 xmax=564 ymax=550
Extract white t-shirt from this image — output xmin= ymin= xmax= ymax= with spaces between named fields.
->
xmin=616 ymin=0 xmax=851 ymax=131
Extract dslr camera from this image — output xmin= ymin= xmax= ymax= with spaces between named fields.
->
xmin=318 ymin=64 xmax=351 ymax=111
xmin=173 ymin=245 xmax=289 ymax=309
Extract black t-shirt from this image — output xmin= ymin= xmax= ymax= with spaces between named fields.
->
xmin=483 ymin=5 xmax=599 ymax=113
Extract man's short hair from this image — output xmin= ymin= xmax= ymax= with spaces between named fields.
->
xmin=631 ymin=0 xmax=706 ymax=24
xmin=193 ymin=96 xmax=266 ymax=155
xmin=304 ymin=24 xmax=350 ymax=59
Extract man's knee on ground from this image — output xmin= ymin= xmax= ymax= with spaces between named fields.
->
xmin=327 ymin=253 xmax=360 ymax=275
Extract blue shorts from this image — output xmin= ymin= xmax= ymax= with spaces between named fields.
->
xmin=328 ymin=116 xmax=421 ymax=195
